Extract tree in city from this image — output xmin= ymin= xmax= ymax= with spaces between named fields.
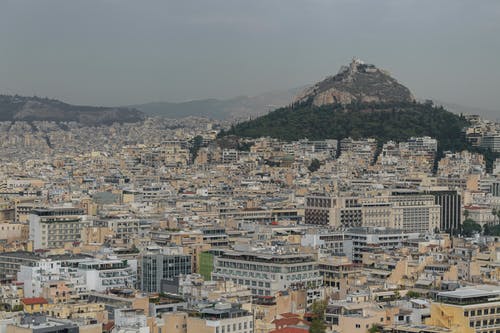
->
xmin=406 ymin=291 xmax=421 ymax=299
xmin=189 ymin=135 xmax=204 ymax=162
xmin=369 ymin=324 xmax=382 ymax=333
xmin=461 ymin=218 xmax=482 ymax=237
xmin=309 ymin=300 xmax=327 ymax=333
xmin=308 ymin=159 xmax=321 ymax=173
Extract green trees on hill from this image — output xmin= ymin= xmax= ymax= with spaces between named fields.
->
xmin=221 ymin=101 xmax=470 ymax=152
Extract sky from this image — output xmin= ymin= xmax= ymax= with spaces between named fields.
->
xmin=0 ymin=0 xmax=499 ymax=110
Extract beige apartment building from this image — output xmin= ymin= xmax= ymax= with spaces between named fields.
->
xmin=164 ymin=303 xmax=253 ymax=333
xmin=305 ymin=192 xmax=440 ymax=233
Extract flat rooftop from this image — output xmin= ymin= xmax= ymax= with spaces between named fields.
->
xmin=437 ymin=286 xmax=500 ymax=305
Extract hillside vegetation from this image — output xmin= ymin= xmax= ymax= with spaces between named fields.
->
xmin=222 ymin=101 xmax=470 ymax=152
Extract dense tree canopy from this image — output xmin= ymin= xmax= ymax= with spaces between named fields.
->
xmin=308 ymin=159 xmax=321 ymax=172
xmin=221 ymin=101 xmax=470 ymax=152
xmin=461 ymin=218 xmax=482 ymax=237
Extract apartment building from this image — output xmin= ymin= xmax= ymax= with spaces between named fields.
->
xmin=387 ymin=193 xmax=441 ymax=233
xmin=304 ymin=195 xmax=362 ymax=227
xmin=305 ymin=193 xmax=440 ymax=233
xmin=300 ymin=230 xmax=347 ymax=256
xmin=344 ymin=227 xmax=420 ymax=263
xmin=0 ymin=251 xmax=42 ymax=282
xmin=77 ymin=257 xmax=137 ymax=292
xmin=29 ymin=207 xmax=87 ymax=250
xmin=426 ymin=285 xmax=500 ymax=333
xmin=212 ymin=249 xmax=322 ymax=297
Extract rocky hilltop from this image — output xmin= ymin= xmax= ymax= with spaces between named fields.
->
xmin=222 ymin=59 xmax=469 ymax=152
xmin=295 ymin=59 xmax=414 ymax=106
xmin=0 ymin=95 xmax=144 ymax=125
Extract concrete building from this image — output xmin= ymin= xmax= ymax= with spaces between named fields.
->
xmin=0 ymin=251 xmax=40 ymax=282
xmin=191 ymin=303 xmax=253 ymax=333
xmin=304 ymin=195 xmax=362 ymax=227
xmin=344 ymin=227 xmax=420 ymax=263
xmin=5 ymin=314 xmax=100 ymax=333
xmin=425 ymin=190 xmax=462 ymax=233
xmin=141 ymin=253 xmax=192 ymax=293
xmin=305 ymin=192 xmax=440 ymax=233
xmin=77 ymin=257 xmax=137 ymax=292
xmin=426 ymin=285 xmax=500 ymax=333
xmin=480 ymin=134 xmax=500 ymax=152
xmin=212 ymin=249 xmax=322 ymax=297
xmin=29 ymin=208 xmax=86 ymax=250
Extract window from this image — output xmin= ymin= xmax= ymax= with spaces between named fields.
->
xmin=355 ymin=324 xmax=360 ymax=328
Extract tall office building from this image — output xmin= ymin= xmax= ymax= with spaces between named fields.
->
xmin=141 ymin=253 xmax=192 ymax=293
xmin=426 ymin=190 xmax=461 ymax=232
xmin=480 ymin=134 xmax=500 ymax=152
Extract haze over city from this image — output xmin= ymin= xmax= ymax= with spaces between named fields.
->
xmin=1 ymin=3 xmax=500 ymax=333
xmin=1 ymin=0 xmax=499 ymax=111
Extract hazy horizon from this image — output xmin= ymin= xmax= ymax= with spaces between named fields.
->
xmin=1 ymin=0 xmax=499 ymax=111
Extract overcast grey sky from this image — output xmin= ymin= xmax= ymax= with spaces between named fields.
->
xmin=0 ymin=0 xmax=499 ymax=110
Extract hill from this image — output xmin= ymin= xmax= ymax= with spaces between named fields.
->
xmin=0 ymin=95 xmax=144 ymax=125
xmin=221 ymin=59 xmax=470 ymax=152
xmin=222 ymin=101 xmax=469 ymax=152
xmin=129 ymin=87 xmax=303 ymax=120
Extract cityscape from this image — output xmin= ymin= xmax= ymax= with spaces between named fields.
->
xmin=1 ymin=2 xmax=500 ymax=333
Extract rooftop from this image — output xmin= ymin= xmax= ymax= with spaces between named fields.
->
xmin=437 ymin=286 xmax=500 ymax=305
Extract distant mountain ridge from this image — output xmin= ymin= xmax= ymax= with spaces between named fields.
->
xmin=0 ymin=95 xmax=144 ymax=125
xmin=129 ymin=87 xmax=304 ymax=120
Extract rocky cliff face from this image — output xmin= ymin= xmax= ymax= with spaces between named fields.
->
xmin=295 ymin=59 xmax=415 ymax=106
xmin=0 ymin=95 xmax=144 ymax=125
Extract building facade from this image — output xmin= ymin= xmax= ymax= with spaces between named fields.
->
xmin=212 ymin=250 xmax=322 ymax=297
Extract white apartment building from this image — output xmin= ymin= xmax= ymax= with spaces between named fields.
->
xmin=212 ymin=249 xmax=322 ymax=298
xmin=77 ymin=257 xmax=137 ymax=292
xmin=29 ymin=207 xmax=87 ymax=250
